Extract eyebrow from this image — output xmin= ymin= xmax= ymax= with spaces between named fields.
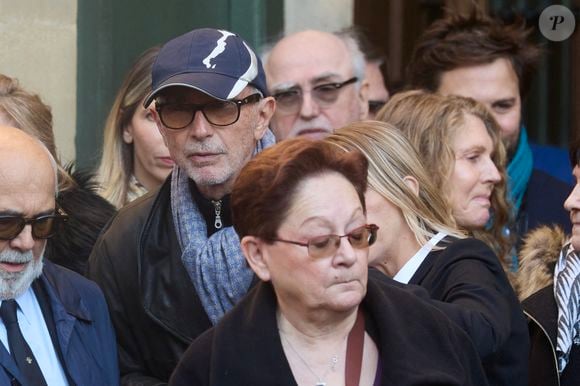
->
xmin=299 ymin=207 xmax=365 ymax=229
xmin=0 ymin=208 xmax=55 ymax=217
xmin=270 ymin=72 xmax=344 ymax=93
xmin=491 ymin=97 xmax=516 ymax=105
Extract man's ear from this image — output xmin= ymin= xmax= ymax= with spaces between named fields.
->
xmin=403 ymin=175 xmax=420 ymax=196
xmin=240 ymin=236 xmax=271 ymax=282
xmin=358 ymin=80 xmax=370 ymax=120
xmin=253 ymin=96 xmax=276 ymax=140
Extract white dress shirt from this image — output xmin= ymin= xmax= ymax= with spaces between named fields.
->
xmin=0 ymin=286 xmax=69 ymax=385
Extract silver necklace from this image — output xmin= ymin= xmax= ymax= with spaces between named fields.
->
xmin=280 ymin=331 xmax=342 ymax=386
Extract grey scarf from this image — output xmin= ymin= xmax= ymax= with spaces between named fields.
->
xmin=170 ymin=129 xmax=276 ymax=324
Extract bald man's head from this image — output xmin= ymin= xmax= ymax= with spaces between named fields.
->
xmin=0 ymin=126 xmax=60 ymax=300
xmin=263 ymin=30 xmax=369 ymax=140
xmin=0 ymin=126 xmax=58 ymax=196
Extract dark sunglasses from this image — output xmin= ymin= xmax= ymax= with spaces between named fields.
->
xmin=155 ymin=93 xmax=262 ymax=129
xmin=0 ymin=207 xmax=69 ymax=241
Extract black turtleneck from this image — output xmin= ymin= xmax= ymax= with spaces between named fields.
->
xmin=188 ymin=180 xmax=232 ymax=237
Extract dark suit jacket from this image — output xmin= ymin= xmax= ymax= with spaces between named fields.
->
xmin=408 ymin=237 xmax=529 ymax=386
xmin=0 ymin=261 xmax=119 ymax=386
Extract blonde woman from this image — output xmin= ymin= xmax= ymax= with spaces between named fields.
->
xmin=377 ymin=90 xmax=513 ymax=267
xmin=98 ymin=45 xmax=174 ymax=208
xmin=325 ymin=121 xmax=528 ymax=386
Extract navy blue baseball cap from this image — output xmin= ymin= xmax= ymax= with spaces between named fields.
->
xmin=144 ymin=28 xmax=268 ymax=107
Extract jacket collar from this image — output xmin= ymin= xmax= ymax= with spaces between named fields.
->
xmin=523 ymin=285 xmax=559 ymax=345
xmin=138 ymin=177 xmax=211 ymax=343
xmin=0 ymin=261 xmax=90 ymax=384
xmin=40 ymin=260 xmax=92 ymax=322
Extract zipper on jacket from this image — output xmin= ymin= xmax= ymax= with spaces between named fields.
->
xmin=211 ymin=200 xmax=223 ymax=229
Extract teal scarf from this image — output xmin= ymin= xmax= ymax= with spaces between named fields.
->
xmin=507 ymin=127 xmax=533 ymax=214
xmin=505 ymin=127 xmax=533 ymax=271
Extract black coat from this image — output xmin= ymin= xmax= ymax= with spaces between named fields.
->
xmin=407 ymin=237 xmax=529 ymax=386
xmin=169 ymin=275 xmax=489 ymax=386
xmin=523 ymin=285 xmax=580 ymax=386
xmin=518 ymin=169 xmax=572 ymax=238
xmin=87 ymin=178 xmax=212 ymax=385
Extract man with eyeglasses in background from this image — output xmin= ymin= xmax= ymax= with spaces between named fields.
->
xmin=0 ymin=126 xmax=119 ymax=386
xmin=88 ymin=28 xmax=275 ymax=385
xmin=262 ymin=29 xmax=369 ymax=140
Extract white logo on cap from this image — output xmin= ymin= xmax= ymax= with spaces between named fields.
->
xmin=202 ymin=30 xmax=235 ymax=69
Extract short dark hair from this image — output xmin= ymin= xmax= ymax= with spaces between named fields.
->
xmin=231 ymin=138 xmax=368 ymax=240
xmin=407 ymin=10 xmax=541 ymax=97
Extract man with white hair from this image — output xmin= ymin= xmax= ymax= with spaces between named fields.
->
xmin=0 ymin=126 xmax=118 ymax=385
xmin=263 ymin=29 xmax=369 ymax=140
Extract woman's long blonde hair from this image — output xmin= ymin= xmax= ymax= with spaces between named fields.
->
xmin=97 ymin=45 xmax=160 ymax=208
xmin=377 ymin=90 xmax=513 ymax=264
xmin=325 ymin=121 xmax=465 ymax=248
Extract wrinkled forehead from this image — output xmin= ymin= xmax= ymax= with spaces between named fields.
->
xmin=282 ymin=172 xmax=365 ymax=227
xmin=0 ymin=147 xmax=56 ymax=196
xmin=266 ymin=33 xmax=354 ymax=88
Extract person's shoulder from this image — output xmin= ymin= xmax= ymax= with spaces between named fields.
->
xmin=366 ymin=273 xmax=481 ymax=342
xmin=530 ymin=143 xmax=573 ymax=185
xmin=367 ymin=273 xmax=442 ymax=314
xmin=516 ymin=225 xmax=565 ymax=301
xmin=528 ymin=168 xmax=573 ymax=196
xmin=43 ymin=260 xmax=103 ymax=297
xmin=93 ymin=184 xmax=168 ymax=251
xmin=170 ymin=328 xmax=213 ymax=385
xmin=106 ymin=187 xmax=160 ymax=229
xmin=524 ymin=169 xmax=572 ymax=233
xmin=436 ymin=236 xmax=498 ymax=264
xmin=42 ymin=262 xmax=112 ymax=321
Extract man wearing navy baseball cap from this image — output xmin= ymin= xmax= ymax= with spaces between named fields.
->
xmin=88 ymin=28 xmax=275 ymax=385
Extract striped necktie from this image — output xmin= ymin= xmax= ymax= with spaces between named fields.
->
xmin=554 ymin=243 xmax=580 ymax=373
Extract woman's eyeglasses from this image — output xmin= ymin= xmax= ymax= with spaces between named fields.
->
xmin=0 ymin=208 xmax=69 ymax=240
xmin=269 ymin=224 xmax=378 ymax=259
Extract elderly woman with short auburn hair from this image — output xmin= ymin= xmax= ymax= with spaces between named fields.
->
xmin=169 ymin=138 xmax=488 ymax=386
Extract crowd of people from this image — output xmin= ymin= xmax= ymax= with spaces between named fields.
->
xmin=0 ymin=7 xmax=578 ymax=386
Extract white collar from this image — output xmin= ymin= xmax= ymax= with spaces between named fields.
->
xmin=393 ymin=232 xmax=447 ymax=284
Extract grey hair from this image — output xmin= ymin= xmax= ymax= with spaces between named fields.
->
xmin=259 ymin=41 xmax=274 ymax=69
xmin=32 ymin=136 xmax=59 ymax=197
xmin=333 ymin=31 xmax=366 ymax=89
xmin=260 ymin=31 xmax=366 ymax=89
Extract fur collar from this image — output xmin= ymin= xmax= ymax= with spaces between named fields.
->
xmin=515 ymin=225 xmax=566 ymax=301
